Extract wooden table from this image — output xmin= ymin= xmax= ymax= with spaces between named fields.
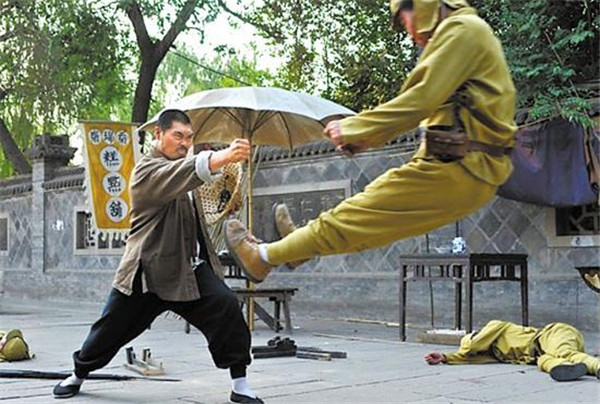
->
xmin=398 ymin=253 xmax=528 ymax=341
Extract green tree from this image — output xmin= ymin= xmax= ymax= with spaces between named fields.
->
xmin=473 ymin=0 xmax=599 ymax=125
xmin=223 ymin=0 xmax=598 ymax=125
xmin=119 ymin=0 xmax=220 ymax=123
xmin=219 ymin=0 xmax=418 ymax=113
xmin=149 ymin=46 xmax=273 ymax=119
xmin=0 ymin=0 xmax=132 ymax=177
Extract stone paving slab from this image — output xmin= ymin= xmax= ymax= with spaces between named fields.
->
xmin=1 ymin=298 xmax=598 ymax=404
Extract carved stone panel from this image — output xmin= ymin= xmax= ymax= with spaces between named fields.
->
xmin=252 ymin=180 xmax=351 ymax=242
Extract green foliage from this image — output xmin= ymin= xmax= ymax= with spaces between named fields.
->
xmin=0 ymin=0 xmax=133 ymax=176
xmin=149 ymin=47 xmax=274 ymax=118
xmin=472 ymin=0 xmax=599 ymax=126
xmin=235 ymin=0 xmax=418 ymax=113
xmin=0 ymin=0 xmax=273 ymax=177
xmin=233 ymin=0 xmax=597 ymax=125
xmin=119 ymin=0 xmax=218 ymax=34
xmin=2 ymin=0 xmax=596 ymax=178
xmin=0 ymin=149 xmax=8 ymax=178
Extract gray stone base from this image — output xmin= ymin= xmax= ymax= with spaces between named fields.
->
xmin=1 ymin=269 xmax=113 ymax=303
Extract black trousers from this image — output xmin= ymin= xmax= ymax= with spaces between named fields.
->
xmin=72 ymin=264 xmax=251 ymax=379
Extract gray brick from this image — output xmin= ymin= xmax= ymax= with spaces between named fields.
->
xmin=505 ymin=209 xmax=532 ymax=237
xmin=479 ymin=210 xmax=502 ymax=239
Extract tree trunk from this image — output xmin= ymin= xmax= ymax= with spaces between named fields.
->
xmin=0 ymin=117 xmax=31 ymax=174
xmin=131 ymin=57 xmax=159 ymax=124
xmin=126 ymin=0 xmax=202 ymax=124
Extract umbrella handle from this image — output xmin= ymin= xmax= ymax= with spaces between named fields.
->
xmin=247 ymin=138 xmax=253 ymax=235
xmin=245 ymin=135 xmax=255 ymax=332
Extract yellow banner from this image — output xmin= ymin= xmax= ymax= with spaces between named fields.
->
xmin=81 ymin=121 xmax=140 ymax=232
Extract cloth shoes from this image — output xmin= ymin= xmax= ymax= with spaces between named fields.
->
xmin=549 ymin=363 xmax=588 ymax=382
xmin=230 ymin=391 xmax=265 ymax=403
xmin=52 ymin=383 xmax=266 ymax=401
xmin=224 ymin=220 xmax=273 ymax=283
xmin=52 ymin=382 xmax=81 ymax=399
xmin=272 ymin=203 xmax=307 ymax=269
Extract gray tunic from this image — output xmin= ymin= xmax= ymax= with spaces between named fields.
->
xmin=112 ymin=147 xmax=224 ymax=301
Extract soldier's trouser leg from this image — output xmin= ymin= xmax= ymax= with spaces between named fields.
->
xmin=267 ymin=159 xmax=496 ymax=265
xmin=170 ymin=264 xmax=252 ymax=379
xmin=537 ymin=323 xmax=600 ymax=376
xmin=73 ymin=270 xmax=167 ymax=378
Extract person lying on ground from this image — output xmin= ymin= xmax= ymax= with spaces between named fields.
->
xmin=425 ymin=320 xmax=600 ymax=382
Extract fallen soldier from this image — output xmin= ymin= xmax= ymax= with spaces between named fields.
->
xmin=425 ymin=320 xmax=600 ymax=382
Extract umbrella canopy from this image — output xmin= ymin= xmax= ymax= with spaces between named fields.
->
xmin=139 ymin=86 xmax=355 ymax=149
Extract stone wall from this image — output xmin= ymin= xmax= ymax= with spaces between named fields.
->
xmin=0 ymin=135 xmax=598 ymax=332
xmin=0 ymin=172 xmax=117 ymax=301
xmin=0 ymin=176 xmax=33 ymax=272
xmin=0 ymin=136 xmax=116 ymax=302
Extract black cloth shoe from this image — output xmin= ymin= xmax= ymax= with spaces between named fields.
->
xmin=549 ymin=363 xmax=587 ymax=382
xmin=230 ymin=391 xmax=264 ymax=403
xmin=53 ymin=382 xmax=81 ymax=399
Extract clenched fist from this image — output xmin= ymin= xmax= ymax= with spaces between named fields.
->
xmin=323 ymin=120 xmax=369 ymax=157
xmin=209 ymin=139 xmax=250 ymax=172
xmin=225 ymin=139 xmax=251 ymax=163
xmin=324 ymin=120 xmax=343 ymax=147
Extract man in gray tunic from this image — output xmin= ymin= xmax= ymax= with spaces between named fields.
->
xmin=53 ymin=110 xmax=264 ymax=403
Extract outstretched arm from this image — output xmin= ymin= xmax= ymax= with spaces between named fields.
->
xmin=132 ymin=139 xmax=249 ymax=209
xmin=425 ymin=352 xmax=447 ymax=365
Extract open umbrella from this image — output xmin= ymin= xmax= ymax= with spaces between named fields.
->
xmin=139 ymin=86 xmax=355 ymax=232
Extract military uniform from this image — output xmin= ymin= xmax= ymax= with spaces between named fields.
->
xmin=266 ymin=0 xmax=517 ymax=265
xmin=444 ymin=320 xmax=600 ymax=377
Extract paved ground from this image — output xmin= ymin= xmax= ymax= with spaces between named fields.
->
xmin=1 ymin=297 xmax=598 ymax=404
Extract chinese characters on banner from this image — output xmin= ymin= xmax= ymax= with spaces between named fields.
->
xmin=81 ymin=122 xmax=140 ymax=232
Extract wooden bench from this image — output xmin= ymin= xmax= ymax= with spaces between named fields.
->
xmin=233 ymin=287 xmax=298 ymax=333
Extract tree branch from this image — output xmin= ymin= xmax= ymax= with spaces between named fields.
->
xmin=155 ymin=0 xmax=199 ymax=60
xmin=216 ymin=0 xmax=282 ymax=41
xmin=0 ymin=117 xmax=31 ymax=174
xmin=0 ymin=87 xmax=9 ymax=102
xmin=0 ymin=31 xmax=15 ymax=42
xmin=125 ymin=1 xmax=154 ymax=57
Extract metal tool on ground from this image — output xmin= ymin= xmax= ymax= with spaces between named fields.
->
xmin=0 ymin=369 xmax=180 ymax=382
xmin=251 ymin=337 xmax=296 ymax=359
xmin=296 ymin=350 xmax=331 ymax=361
xmin=251 ymin=337 xmax=347 ymax=361
xmin=124 ymin=347 xmax=165 ymax=376
xmin=297 ymin=346 xmax=348 ymax=359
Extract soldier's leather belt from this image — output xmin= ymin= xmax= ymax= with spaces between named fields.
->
xmin=423 ymin=128 xmax=512 ymax=162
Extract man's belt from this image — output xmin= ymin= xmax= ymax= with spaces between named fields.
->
xmin=468 ymin=140 xmax=512 ymax=157
xmin=424 ymin=128 xmax=512 ymax=161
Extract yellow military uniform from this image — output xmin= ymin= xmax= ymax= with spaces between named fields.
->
xmin=266 ymin=1 xmax=516 ymax=265
xmin=536 ymin=323 xmax=600 ymax=376
xmin=444 ymin=320 xmax=600 ymax=377
xmin=0 ymin=330 xmax=32 ymax=362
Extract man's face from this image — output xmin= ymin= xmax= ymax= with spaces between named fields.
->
xmin=155 ymin=121 xmax=194 ymax=160
xmin=399 ymin=10 xmax=430 ymax=47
